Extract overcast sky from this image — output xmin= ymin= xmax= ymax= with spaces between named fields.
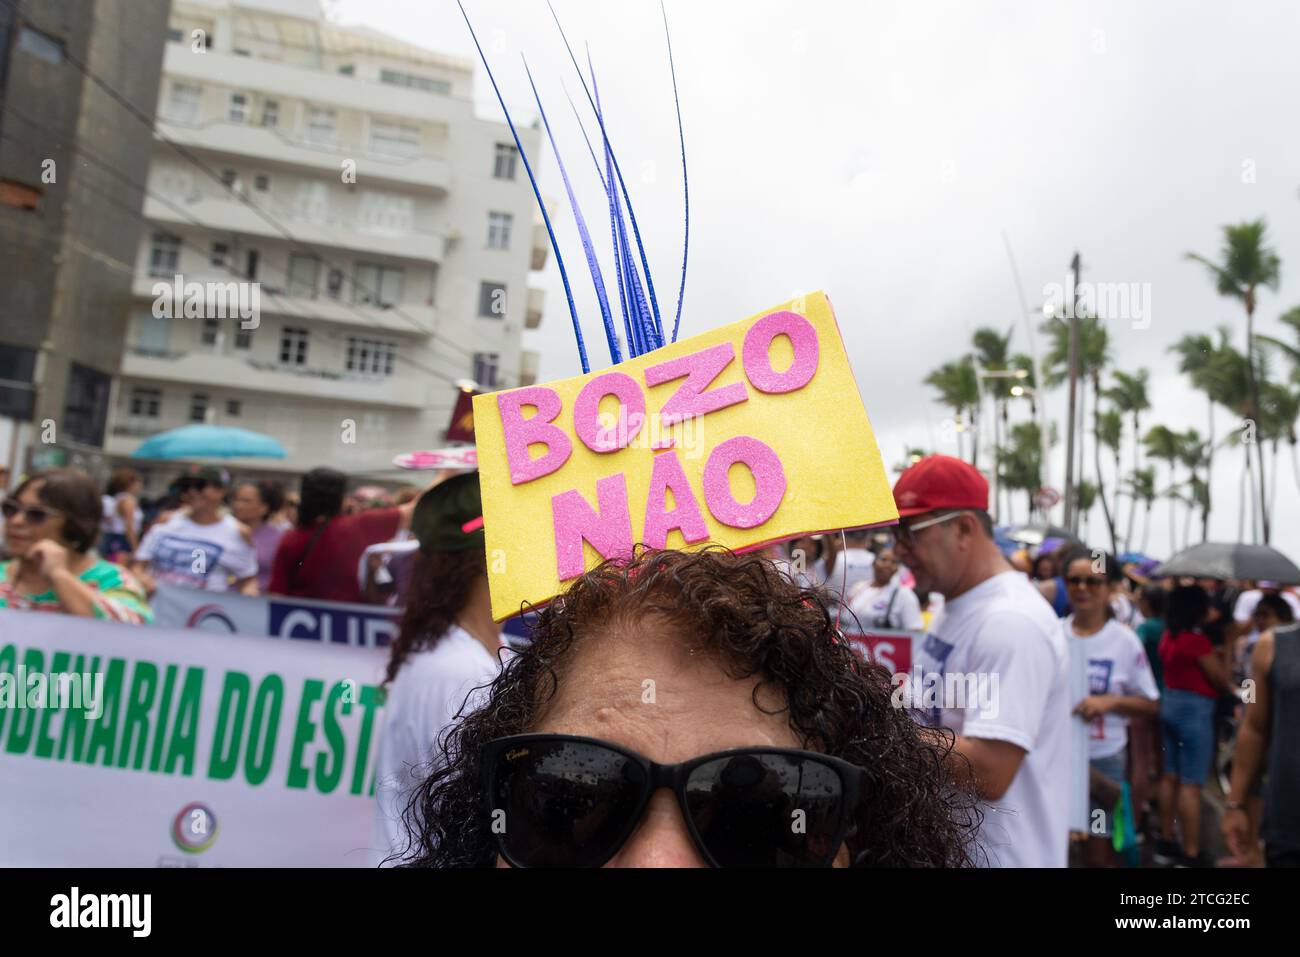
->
xmin=337 ymin=0 xmax=1300 ymax=559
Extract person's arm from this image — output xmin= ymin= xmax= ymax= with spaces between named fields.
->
xmin=1223 ymin=633 xmax=1274 ymax=858
xmin=895 ymin=587 xmax=925 ymax=631
xmin=117 ymin=494 xmax=140 ymax=551
xmin=1196 ymin=645 xmax=1233 ymax=692
xmin=1074 ymin=694 xmax=1159 ymax=720
xmin=1035 ymin=578 xmax=1056 ymax=605
xmin=949 ymin=736 xmax=1026 ymax=801
xmin=235 ymin=575 xmax=259 ymax=596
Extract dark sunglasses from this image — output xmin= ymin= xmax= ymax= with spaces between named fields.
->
xmin=480 ymin=733 xmax=864 ymax=868
xmin=1 ymin=499 xmax=62 ymax=525
xmin=1066 ymin=575 xmax=1109 ymax=588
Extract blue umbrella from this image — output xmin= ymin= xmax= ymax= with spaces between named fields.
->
xmin=131 ymin=424 xmax=286 ymax=461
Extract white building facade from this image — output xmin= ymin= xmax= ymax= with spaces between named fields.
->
xmin=105 ymin=0 xmax=546 ymax=479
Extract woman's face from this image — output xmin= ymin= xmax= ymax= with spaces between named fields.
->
xmin=231 ymin=484 xmax=267 ymax=524
xmin=1065 ymin=557 xmax=1110 ymax=616
xmin=2 ymin=481 xmax=67 ymax=556
xmin=514 ymin=624 xmax=851 ymax=868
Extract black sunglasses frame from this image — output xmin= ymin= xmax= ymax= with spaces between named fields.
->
xmin=1 ymin=499 xmax=62 ymax=525
xmin=480 ymin=732 xmax=865 ymax=869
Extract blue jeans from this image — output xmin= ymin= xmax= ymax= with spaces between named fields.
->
xmin=1160 ymin=688 xmax=1216 ymax=786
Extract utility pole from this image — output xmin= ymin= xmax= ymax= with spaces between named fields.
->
xmin=1062 ymin=252 xmax=1082 ymax=535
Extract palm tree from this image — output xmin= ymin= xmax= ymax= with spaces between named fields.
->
xmin=1000 ymin=421 xmax=1050 ymax=521
xmin=1178 ymin=429 xmax=1208 ymax=548
xmin=1041 ymin=313 xmax=1110 ymax=533
xmin=1170 ymin=334 xmax=1219 ymax=541
xmin=1102 ymin=368 xmax=1150 ymax=550
xmin=1098 ymin=407 xmax=1124 ymax=542
xmin=1260 ymin=381 xmax=1299 ymax=521
xmin=1144 ymin=425 xmax=1183 ymax=556
xmin=973 ymin=327 xmax=1014 ymax=518
xmin=1186 ymin=219 xmax=1282 ymax=542
xmin=1122 ymin=467 xmax=1158 ymax=553
xmin=1257 ymin=305 xmax=1300 ymax=496
xmin=1076 ymin=480 xmax=1099 ymax=540
xmin=924 ymin=357 xmax=980 ymax=464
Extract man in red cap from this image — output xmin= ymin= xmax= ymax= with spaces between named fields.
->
xmin=892 ymin=455 xmax=1070 ymax=867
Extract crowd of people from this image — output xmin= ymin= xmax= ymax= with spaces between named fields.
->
xmin=1 ymin=456 xmax=1296 ymax=869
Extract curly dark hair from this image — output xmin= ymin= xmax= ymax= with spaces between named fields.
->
xmin=384 ymin=546 xmax=488 ymax=686
xmin=397 ymin=547 xmax=980 ymax=867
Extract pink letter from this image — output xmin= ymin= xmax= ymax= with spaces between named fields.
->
xmin=741 ymin=311 xmax=820 ymax=394
xmin=573 ymin=372 xmax=646 ymax=453
xmin=642 ymin=451 xmax=709 ymax=549
xmin=702 ymin=436 xmax=787 ymax=529
xmin=644 ymin=342 xmax=748 ymax=426
xmin=498 ymin=387 xmax=572 ymax=486
xmin=551 ymin=474 xmax=634 ymax=581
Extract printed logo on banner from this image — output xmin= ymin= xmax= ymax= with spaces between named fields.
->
xmin=269 ymin=601 xmax=399 ymax=646
xmin=185 ymin=605 xmax=238 ymax=632
xmin=172 ymin=802 xmax=219 ymax=853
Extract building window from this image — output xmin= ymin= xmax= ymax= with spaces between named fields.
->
xmin=17 ymin=26 xmax=65 ymax=65
xmin=326 ymin=268 xmax=344 ymax=299
xmin=210 ymin=241 xmax=229 ymax=268
xmin=338 ymin=64 xmax=355 ymax=76
xmin=379 ymin=69 xmax=451 ymax=94
xmin=167 ymin=27 xmax=183 ymax=43
xmin=149 ymin=233 xmax=181 ymax=278
xmin=220 ymin=168 xmax=238 ymax=190
xmin=279 ymin=327 xmax=309 ymax=366
xmin=288 ymin=253 xmax=320 ymax=298
xmin=261 ymin=100 xmax=279 ymax=128
xmin=234 ymin=328 xmax=253 ymax=350
xmin=353 ymin=263 xmax=404 ymax=307
xmin=305 ymin=108 xmax=336 ymax=147
xmin=253 ymin=174 xmax=270 ymax=192
xmin=130 ymin=387 xmax=161 ymax=417
xmin=229 ymin=93 xmax=248 ymax=123
xmin=368 ymin=120 xmax=421 ymax=159
xmin=487 ymin=211 xmax=513 ymax=250
xmin=474 ymin=353 xmax=500 ymax=390
xmin=165 ymin=82 xmax=202 ymax=124
xmin=201 ymin=317 xmax=219 ymax=346
xmin=246 ymin=249 xmax=259 ymax=280
xmin=345 ymin=337 xmax=396 ymax=376
xmin=226 ymin=399 xmax=242 ymax=417
xmin=62 ymin=363 xmax=111 ymax=446
xmin=190 ymin=393 xmax=209 ymax=424
xmin=479 ymin=281 xmax=507 ymax=318
xmin=493 ymin=143 xmax=518 ymax=180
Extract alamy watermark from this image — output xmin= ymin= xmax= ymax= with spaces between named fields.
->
xmin=1042 ymin=272 xmax=1151 ymax=330
xmin=0 ymin=667 xmax=104 ymax=719
xmin=152 ymin=274 xmax=260 ymax=329
xmin=890 ymin=669 xmax=1001 ymax=719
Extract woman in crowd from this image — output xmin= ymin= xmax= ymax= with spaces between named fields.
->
xmin=99 ymin=467 xmax=143 ymax=563
xmin=1155 ymin=584 xmax=1233 ymax=866
xmin=231 ymin=480 xmax=287 ymax=594
xmin=1063 ymin=551 xmax=1160 ymax=866
xmin=0 ymin=468 xmax=152 ymax=622
xmin=373 ymin=472 xmax=502 ymax=865
xmin=1033 ymin=546 xmax=1072 ymax=619
xmin=399 ymin=547 xmax=980 ymax=868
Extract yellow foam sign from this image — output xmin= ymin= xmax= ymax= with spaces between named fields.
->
xmin=473 ymin=291 xmax=898 ymax=621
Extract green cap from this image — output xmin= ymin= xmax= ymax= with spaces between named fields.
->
xmin=195 ymin=466 xmax=230 ymax=487
xmin=411 ymin=471 xmax=485 ymax=554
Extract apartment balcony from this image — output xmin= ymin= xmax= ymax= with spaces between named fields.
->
xmin=519 ymin=349 xmax=541 ymax=387
xmin=120 ymin=348 xmax=428 ymax=409
xmin=130 ymin=276 xmax=435 ymax=337
xmin=531 ymin=220 xmax=549 ymax=271
xmin=526 ymin=286 xmax=545 ymax=329
xmin=141 ymin=193 xmax=448 ymax=265
xmin=155 ymin=118 xmax=451 ymax=196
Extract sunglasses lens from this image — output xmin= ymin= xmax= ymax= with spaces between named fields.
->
xmin=685 ymin=753 xmax=849 ymax=867
xmin=0 ymin=502 xmax=16 ymax=519
xmin=488 ymin=739 xmax=647 ymax=868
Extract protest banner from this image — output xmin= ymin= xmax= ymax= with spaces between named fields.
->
xmin=841 ymin=629 xmax=915 ymax=676
xmin=473 ymin=291 xmax=898 ymax=620
xmin=0 ymin=609 xmax=387 ymax=866
xmin=152 ymin=584 xmax=400 ymax=646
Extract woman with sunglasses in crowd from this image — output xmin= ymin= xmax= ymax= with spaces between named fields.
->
xmin=1062 ymin=549 xmax=1160 ymax=866
xmin=0 ymin=468 xmax=152 ymax=623
xmin=397 ymin=547 xmax=980 ymax=868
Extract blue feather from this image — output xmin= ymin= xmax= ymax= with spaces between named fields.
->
xmin=662 ymin=1 xmax=689 ymax=343
xmin=456 ymin=0 xmax=590 ymax=374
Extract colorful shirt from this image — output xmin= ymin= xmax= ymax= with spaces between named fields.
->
xmin=0 ymin=558 xmax=153 ymax=623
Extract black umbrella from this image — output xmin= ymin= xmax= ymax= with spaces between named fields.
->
xmin=1004 ymin=524 xmax=1083 ymax=547
xmin=1152 ymin=542 xmax=1300 ymax=585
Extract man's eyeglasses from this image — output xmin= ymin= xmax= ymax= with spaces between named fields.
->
xmin=1066 ymin=575 xmax=1110 ymax=589
xmin=480 ymin=733 xmax=864 ymax=868
xmin=1 ymin=499 xmax=62 ymax=525
xmin=894 ymin=510 xmax=963 ymax=546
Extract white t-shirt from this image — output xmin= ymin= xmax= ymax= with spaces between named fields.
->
xmin=824 ymin=548 xmax=875 ymax=603
xmin=848 ymin=580 xmax=924 ymax=631
xmin=1065 ymin=617 xmax=1159 ymax=760
xmin=135 ymin=513 xmax=258 ymax=591
xmin=1109 ymin=592 xmax=1145 ymax=631
xmin=371 ymin=626 xmax=502 ymax=866
xmin=911 ymin=570 xmax=1071 ymax=868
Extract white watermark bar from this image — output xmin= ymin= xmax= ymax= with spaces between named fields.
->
xmin=0 ymin=667 xmax=105 ymax=719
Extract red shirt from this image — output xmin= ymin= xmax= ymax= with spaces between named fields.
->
xmin=1158 ymin=629 xmax=1219 ymax=698
xmin=268 ymin=508 xmax=401 ymax=604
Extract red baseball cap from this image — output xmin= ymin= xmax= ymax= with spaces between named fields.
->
xmin=892 ymin=455 xmax=989 ymax=518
